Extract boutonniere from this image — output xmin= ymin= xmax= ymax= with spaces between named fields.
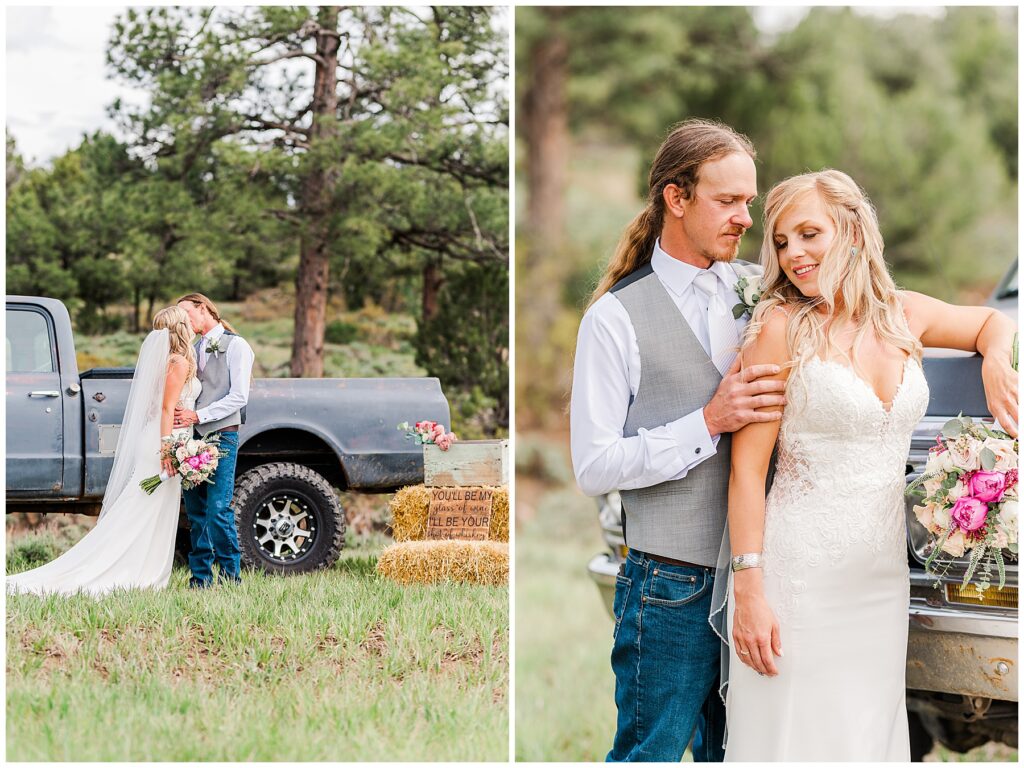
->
xmin=732 ymin=275 xmax=763 ymax=320
xmin=206 ymin=338 xmax=224 ymax=358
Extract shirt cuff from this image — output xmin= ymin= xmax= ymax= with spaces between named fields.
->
xmin=195 ymin=407 xmax=210 ymax=424
xmin=667 ymin=407 xmax=717 ymax=464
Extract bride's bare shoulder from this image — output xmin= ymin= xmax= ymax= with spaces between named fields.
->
xmin=166 ymin=353 xmax=188 ymax=373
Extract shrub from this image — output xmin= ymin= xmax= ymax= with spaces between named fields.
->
xmin=325 ymin=320 xmax=360 ymax=345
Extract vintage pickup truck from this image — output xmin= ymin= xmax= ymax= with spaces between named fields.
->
xmin=7 ymin=295 xmax=451 ymax=574
xmin=587 ymin=263 xmax=1018 ymax=759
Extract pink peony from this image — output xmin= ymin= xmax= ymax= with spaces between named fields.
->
xmin=950 ymin=496 xmax=989 ymax=532
xmin=968 ymin=471 xmax=1007 ymax=503
xmin=187 ymin=456 xmax=203 ymax=469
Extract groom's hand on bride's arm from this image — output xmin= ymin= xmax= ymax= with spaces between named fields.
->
xmin=173 ymin=408 xmax=199 ymax=428
xmin=704 ymin=356 xmax=787 ymax=437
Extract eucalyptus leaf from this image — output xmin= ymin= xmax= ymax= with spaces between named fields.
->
xmin=941 ymin=419 xmax=964 ymax=438
xmin=980 ymin=447 xmax=997 ymax=471
xmin=993 ymin=547 xmax=1007 ymax=590
xmin=732 ymin=304 xmax=748 ymax=320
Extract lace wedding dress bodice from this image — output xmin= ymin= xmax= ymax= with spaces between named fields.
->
xmin=171 ymin=377 xmax=202 ymax=439
xmin=761 ymin=356 xmax=929 ymax=620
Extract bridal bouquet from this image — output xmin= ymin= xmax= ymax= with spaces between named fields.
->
xmin=397 ymin=420 xmax=458 ymax=451
xmin=907 ymin=415 xmax=1018 ymax=590
xmin=140 ymin=434 xmax=227 ymax=494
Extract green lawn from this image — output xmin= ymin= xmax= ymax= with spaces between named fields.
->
xmin=7 ymin=532 xmax=508 ymax=761
xmin=515 ymin=479 xmax=622 ymax=761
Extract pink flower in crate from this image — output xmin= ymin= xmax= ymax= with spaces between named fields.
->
xmin=968 ymin=471 xmax=1007 ymax=503
xmin=950 ymin=496 xmax=989 ymax=533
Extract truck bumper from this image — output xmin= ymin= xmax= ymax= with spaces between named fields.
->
xmin=588 ymin=552 xmax=618 ymax=618
xmin=907 ymin=605 xmax=1018 ymax=702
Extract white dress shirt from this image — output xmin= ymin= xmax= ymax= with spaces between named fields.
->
xmin=196 ymin=323 xmax=255 ymax=425
xmin=570 ymin=241 xmax=746 ymax=497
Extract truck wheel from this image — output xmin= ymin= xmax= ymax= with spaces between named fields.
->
xmin=233 ymin=463 xmax=345 ymax=574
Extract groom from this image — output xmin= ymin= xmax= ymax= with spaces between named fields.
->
xmin=173 ymin=293 xmax=255 ymax=589
xmin=570 ymin=120 xmax=784 ymax=762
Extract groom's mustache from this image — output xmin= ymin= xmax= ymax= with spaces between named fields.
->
xmin=724 ymin=227 xmax=746 ymax=237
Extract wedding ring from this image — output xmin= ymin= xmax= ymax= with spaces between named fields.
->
xmin=739 ymin=649 xmax=750 ymax=656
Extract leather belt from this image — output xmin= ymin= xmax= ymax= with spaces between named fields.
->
xmin=640 ymin=551 xmax=712 ymax=570
xmin=217 ymin=425 xmax=240 ymax=433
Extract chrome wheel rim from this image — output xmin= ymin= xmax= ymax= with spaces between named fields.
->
xmin=251 ymin=493 xmax=318 ymax=563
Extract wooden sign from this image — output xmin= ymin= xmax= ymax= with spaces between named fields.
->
xmin=426 ymin=487 xmax=493 ymax=541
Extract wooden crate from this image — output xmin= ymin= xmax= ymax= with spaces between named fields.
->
xmin=424 ymin=439 xmax=508 ymax=487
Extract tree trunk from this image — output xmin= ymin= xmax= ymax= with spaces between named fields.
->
xmin=422 ymin=259 xmax=444 ymax=323
xmin=519 ymin=10 xmax=571 ymax=429
xmin=523 ymin=11 xmax=569 ymax=252
xmin=132 ymin=287 xmax=141 ymax=333
xmin=290 ymin=6 xmax=341 ymax=378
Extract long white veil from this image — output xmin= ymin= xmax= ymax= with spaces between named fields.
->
xmin=98 ymin=329 xmax=170 ymax=520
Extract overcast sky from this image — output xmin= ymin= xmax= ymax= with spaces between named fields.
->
xmin=7 ymin=5 xmax=949 ymax=167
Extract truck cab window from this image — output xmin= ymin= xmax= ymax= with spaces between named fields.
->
xmin=6 ymin=309 xmax=54 ymax=373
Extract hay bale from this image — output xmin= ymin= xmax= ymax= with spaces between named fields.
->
xmin=389 ymin=484 xmax=509 ymax=543
xmin=376 ymin=540 xmax=508 ymax=586
xmin=389 ymin=485 xmax=432 ymax=542
xmin=488 ymin=486 xmax=509 ymax=542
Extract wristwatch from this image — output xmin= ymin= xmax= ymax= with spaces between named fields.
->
xmin=731 ymin=553 xmax=762 ymax=572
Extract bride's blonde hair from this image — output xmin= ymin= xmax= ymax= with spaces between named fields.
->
xmin=742 ymin=169 xmax=922 ymax=379
xmin=152 ymin=306 xmax=197 ymax=380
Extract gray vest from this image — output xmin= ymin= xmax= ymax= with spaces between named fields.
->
xmin=613 ymin=262 xmax=734 ymax=566
xmin=194 ymin=332 xmax=245 ymax=435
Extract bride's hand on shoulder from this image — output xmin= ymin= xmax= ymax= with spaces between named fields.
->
xmin=981 ymin=352 xmax=1018 ymax=437
xmin=732 ymin=569 xmax=783 ymax=677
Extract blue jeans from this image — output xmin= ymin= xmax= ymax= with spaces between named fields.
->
xmin=183 ymin=430 xmax=241 ymax=585
xmin=607 ymin=550 xmax=726 ymax=762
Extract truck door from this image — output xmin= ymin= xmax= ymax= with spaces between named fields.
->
xmin=6 ymin=306 xmax=64 ymax=494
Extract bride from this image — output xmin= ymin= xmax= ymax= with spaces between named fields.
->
xmin=8 ymin=306 xmax=202 ymax=597
xmin=716 ymin=170 xmax=1017 ymax=760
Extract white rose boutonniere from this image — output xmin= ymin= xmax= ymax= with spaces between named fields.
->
xmin=732 ymin=275 xmax=763 ymax=320
xmin=206 ymin=338 xmax=224 ymax=358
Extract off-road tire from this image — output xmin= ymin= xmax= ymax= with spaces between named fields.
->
xmin=233 ymin=462 xmax=345 ymax=574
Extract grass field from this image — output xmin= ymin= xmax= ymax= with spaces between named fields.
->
xmin=514 ymin=431 xmax=1017 ymax=763
xmin=7 ymin=526 xmax=508 ymax=761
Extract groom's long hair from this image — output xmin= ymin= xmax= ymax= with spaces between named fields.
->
xmin=588 ymin=119 xmax=756 ymax=307
xmin=176 ymin=293 xmax=239 ymax=335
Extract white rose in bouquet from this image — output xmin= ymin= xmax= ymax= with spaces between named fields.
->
xmin=946 ymin=479 xmax=968 ymax=502
xmin=999 ymin=499 xmax=1017 ymax=540
xmin=948 ymin=437 xmax=981 ymax=471
xmin=932 ymin=505 xmax=952 ymax=531
xmin=913 ymin=503 xmax=936 ymax=531
xmin=940 ymin=529 xmax=967 ymax=557
xmin=982 ymin=437 xmax=1017 ymax=472
xmin=992 ymin=528 xmax=1010 ymax=550
xmin=935 ymin=450 xmax=956 ymax=474
xmin=175 ymin=446 xmax=188 ymax=463
xmin=186 ymin=439 xmax=200 ymax=455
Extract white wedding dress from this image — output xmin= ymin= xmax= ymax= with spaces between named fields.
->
xmin=724 ymin=356 xmax=929 ymax=761
xmin=8 ymin=366 xmax=201 ymax=598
